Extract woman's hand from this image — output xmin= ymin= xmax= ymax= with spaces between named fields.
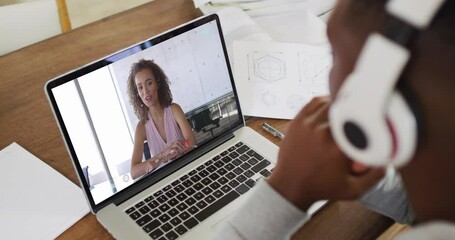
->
xmin=268 ymin=96 xmax=385 ymax=210
xmin=164 ymin=140 xmax=191 ymax=162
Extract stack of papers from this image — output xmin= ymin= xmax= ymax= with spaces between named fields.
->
xmin=0 ymin=143 xmax=89 ymax=240
xmin=199 ymin=1 xmax=335 ymax=119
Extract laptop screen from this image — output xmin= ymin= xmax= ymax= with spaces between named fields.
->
xmin=46 ymin=15 xmax=243 ymax=210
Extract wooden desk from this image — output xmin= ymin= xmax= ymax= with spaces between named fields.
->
xmin=0 ymin=0 xmax=393 ymax=238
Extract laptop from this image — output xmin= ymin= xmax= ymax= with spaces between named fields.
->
xmin=45 ymin=14 xmax=279 ymax=239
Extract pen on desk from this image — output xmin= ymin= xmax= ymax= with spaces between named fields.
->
xmin=262 ymin=122 xmax=285 ymax=140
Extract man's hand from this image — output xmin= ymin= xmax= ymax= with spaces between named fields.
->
xmin=268 ymin=96 xmax=385 ymax=210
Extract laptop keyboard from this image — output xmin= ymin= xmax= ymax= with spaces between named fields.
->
xmin=124 ymin=141 xmax=273 ymax=239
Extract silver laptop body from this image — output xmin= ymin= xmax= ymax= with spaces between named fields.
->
xmin=45 ymin=14 xmax=278 ymax=239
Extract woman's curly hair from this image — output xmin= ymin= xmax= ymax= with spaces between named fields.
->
xmin=127 ymin=59 xmax=173 ymax=123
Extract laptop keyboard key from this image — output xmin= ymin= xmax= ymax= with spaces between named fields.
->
xmin=184 ymin=197 xmax=196 ymax=206
xmin=184 ymin=187 xmax=196 ymax=196
xmin=188 ymin=206 xmax=199 ymax=215
xmin=236 ymin=175 xmax=247 ymax=183
xmin=143 ymin=219 xmax=161 ymax=233
xmin=126 ymin=207 xmax=135 ymax=214
xmin=247 ymin=158 xmax=258 ymax=166
xmin=190 ymin=175 xmax=201 ymax=183
xmin=145 ymin=195 xmax=155 ymax=202
xmin=260 ymin=169 xmax=272 ymax=177
xmin=201 ymin=178 xmax=212 ymax=186
xmin=170 ymin=217 xmax=182 ymax=226
xmin=148 ymin=200 xmax=159 ymax=209
xmin=168 ymin=208 xmax=179 ymax=217
xmin=136 ymin=214 xmax=152 ymax=226
xmin=168 ymin=198 xmax=179 ymax=207
xmin=194 ymin=192 xmax=204 ymax=201
xmin=182 ymin=180 xmax=193 ymax=188
xmin=229 ymin=152 xmax=239 ymax=159
xmin=244 ymin=170 xmax=254 ymax=178
xmin=239 ymin=154 xmax=249 ymax=161
xmin=179 ymin=211 xmax=190 ymax=220
xmin=180 ymin=174 xmax=189 ymax=181
xmin=225 ymin=172 xmax=236 ymax=180
xmin=206 ymin=165 xmax=216 ymax=173
xmin=213 ymin=190 xmax=224 ymax=198
xmin=196 ymin=200 xmax=208 ymax=209
xmin=193 ymin=182 xmax=204 ymax=191
xmin=158 ymin=203 xmax=170 ymax=212
xmin=199 ymin=170 xmax=209 ymax=178
xmin=209 ymin=181 xmax=221 ymax=190
xmin=246 ymin=179 xmax=256 ymax=188
xmin=150 ymin=209 xmax=161 ymax=218
xmin=195 ymin=191 xmax=240 ymax=222
xmin=165 ymin=189 xmax=177 ymax=198
xmin=233 ymin=167 xmax=243 ymax=175
xmin=202 ymin=187 xmax=213 ymax=195
xmin=220 ymin=185 xmax=232 ymax=193
xmin=224 ymin=163 xmax=234 ymax=171
xmin=129 ymin=211 xmax=141 ymax=220
xmin=228 ymin=146 xmax=237 ymax=152
xmin=171 ymin=179 xmax=180 ymax=186
xmin=173 ymin=185 xmax=184 ymax=193
xmin=184 ymin=217 xmax=199 ymax=229
xmin=236 ymin=145 xmax=250 ymax=154
xmin=153 ymin=190 xmax=163 ymax=198
xmin=228 ymin=179 xmax=240 ymax=188
xmin=176 ymin=193 xmax=187 ymax=201
xmin=240 ymin=162 xmax=251 ymax=170
xmin=149 ymin=228 xmax=164 ymax=239
xmin=135 ymin=201 xmax=145 ymax=208
xmin=161 ymin=223 xmax=172 ymax=232
xmin=175 ymin=225 xmax=188 ymax=235
xmin=232 ymin=159 xmax=242 ymax=166
xmin=158 ymin=213 xmax=170 ymax=223
xmin=252 ymin=160 xmax=271 ymax=173
xmin=217 ymin=176 xmax=228 ymax=185
xmin=165 ymin=230 xmax=178 ymax=240
xmin=235 ymin=142 xmax=244 ymax=147
xmin=221 ymin=156 xmax=232 ymax=163
xmin=177 ymin=202 xmax=188 ymax=211
xmin=157 ymin=195 xmax=168 ymax=203
xmin=247 ymin=149 xmax=264 ymax=160
xmin=204 ymin=195 xmax=215 ymax=204
xmin=235 ymin=184 xmax=250 ymax=194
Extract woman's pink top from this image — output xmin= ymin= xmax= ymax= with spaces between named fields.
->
xmin=145 ymin=106 xmax=185 ymax=157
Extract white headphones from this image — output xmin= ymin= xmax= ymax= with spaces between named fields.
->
xmin=329 ymin=0 xmax=446 ymax=167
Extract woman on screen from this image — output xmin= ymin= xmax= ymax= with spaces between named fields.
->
xmin=127 ymin=59 xmax=196 ymax=179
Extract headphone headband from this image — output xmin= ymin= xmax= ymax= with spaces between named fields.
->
xmin=387 ymin=0 xmax=445 ymax=28
xmin=329 ymin=0 xmax=446 ymax=167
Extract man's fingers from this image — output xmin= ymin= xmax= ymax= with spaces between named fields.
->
xmin=295 ymin=96 xmax=330 ymax=121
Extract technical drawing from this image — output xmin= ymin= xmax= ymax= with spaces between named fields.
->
xmin=248 ymin=51 xmax=286 ymax=83
xmin=287 ymin=94 xmax=307 ymax=110
xmin=297 ymin=51 xmax=331 ymax=85
xmin=261 ymin=90 xmax=277 ymax=107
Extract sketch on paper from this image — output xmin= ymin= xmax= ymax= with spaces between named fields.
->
xmin=234 ymin=41 xmax=332 ymax=119
xmin=261 ymin=90 xmax=277 ymax=107
xmin=287 ymin=94 xmax=306 ymax=110
xmin=248 ymin=51 xmax=286 ymax=83
xmin=298 ymin=51 xmax=331 ymax=86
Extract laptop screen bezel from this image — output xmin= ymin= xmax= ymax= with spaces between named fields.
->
xmin=45 ymin=14 xmax=244 ymax=213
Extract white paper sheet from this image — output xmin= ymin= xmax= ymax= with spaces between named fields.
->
xmin=233 ymin=40 xmax=331 ymax=119
xmin=0 ymin=143 xmax=89 ymax=240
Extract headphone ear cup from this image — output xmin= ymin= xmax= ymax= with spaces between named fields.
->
xmin=385 ymin=91 xmax=418 ymax=167
xmin=329 ymin=90 xmax=417 ymax=167
xmin=329 ymin=93 xmax=392 ymax=166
